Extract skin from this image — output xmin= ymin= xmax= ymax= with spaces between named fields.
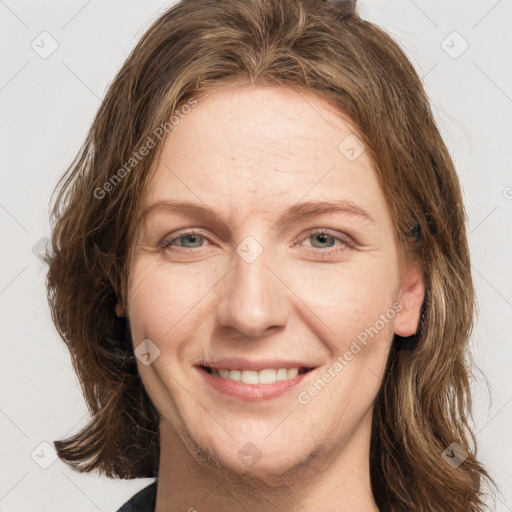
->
xmin=118 ymin=85 xmax=425 ymax=512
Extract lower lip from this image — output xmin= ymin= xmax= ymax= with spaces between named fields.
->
xmin=196 ymin=366 xmax=313 ymax=401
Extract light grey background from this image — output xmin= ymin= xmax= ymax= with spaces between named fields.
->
xmin=1 ymin=0 xmax=511 ymax=510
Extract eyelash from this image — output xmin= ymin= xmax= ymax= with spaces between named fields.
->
xmin=159 ymin=228 xmax=353 ymax=257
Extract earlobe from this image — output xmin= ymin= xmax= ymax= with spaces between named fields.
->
xmin=115 ymin=301 xmax=125 ymax=318
xmin=394 ymin=262 xmax=425 ymax=338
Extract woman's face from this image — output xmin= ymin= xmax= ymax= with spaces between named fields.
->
xmin=124 ymin=85 xmax=424 ymax=479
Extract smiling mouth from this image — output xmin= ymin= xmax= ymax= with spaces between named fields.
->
xmin=200 ymin=365 xmax=314 ymax=385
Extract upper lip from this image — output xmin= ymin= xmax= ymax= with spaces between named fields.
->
xmin=197 ymin=357 xmax=319 ymax=371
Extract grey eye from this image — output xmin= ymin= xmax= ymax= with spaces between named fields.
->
xmin=309 ymin=233 xmax=336 ymax=249
xmin=173 ymin=234 xmax=205 ymax=248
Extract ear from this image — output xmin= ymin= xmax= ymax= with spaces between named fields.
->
xmin=115 ymin=301 xmax=125 ymax=318
xmin=394 ymin=262 xmax=425 ymax=337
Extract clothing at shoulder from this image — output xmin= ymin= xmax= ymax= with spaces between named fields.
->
xmin=115 ymin=481 xmax=157 ymax=512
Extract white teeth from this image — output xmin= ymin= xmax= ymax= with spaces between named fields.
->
xmin=287 ymin=368 xmax=299 ymax=379
xmin=211 ymin=367 xmax=304 ymax=384
xmin=258 ymin=368 xmax=276 ymax=384
xmin=229 ymin=369 xmax=241 ymax=381
xmin=276 ymin=368 xmax=288 ymax=381
xmin=241 ymin=370 xmax=259 ymax=384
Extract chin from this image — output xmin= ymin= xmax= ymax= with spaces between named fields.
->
xmin=194 ymin=428 xmax=318 ymax=481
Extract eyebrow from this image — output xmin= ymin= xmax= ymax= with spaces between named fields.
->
xmin=139 ymin=198 xmax=376 ymax=232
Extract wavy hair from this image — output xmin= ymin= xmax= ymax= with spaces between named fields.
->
xmin=46 ymin=0 xmax=497 ymax=509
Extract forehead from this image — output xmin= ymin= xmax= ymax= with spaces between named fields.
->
xmin=142 ymin=85 xmax=387 ymax=228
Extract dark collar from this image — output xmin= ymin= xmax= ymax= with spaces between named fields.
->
xmin=115 ymin=481 xmax=157 ymax=512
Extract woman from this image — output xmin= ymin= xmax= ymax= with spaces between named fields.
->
xmin=46 ymin=0 xmax=497 ymax=510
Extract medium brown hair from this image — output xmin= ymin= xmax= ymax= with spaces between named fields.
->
xmin=46 ymin=0 xmax=497 ymax=509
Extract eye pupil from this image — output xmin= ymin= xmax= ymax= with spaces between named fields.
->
xmin=311 ymin=233 xmax=335 ymax=248
xmin=182 ymin=235 xmax=202 ymax=247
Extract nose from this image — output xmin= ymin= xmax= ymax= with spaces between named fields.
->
xmin=215 ymin=241 xmax=289 ymax=338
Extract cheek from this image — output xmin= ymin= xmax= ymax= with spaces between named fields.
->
xmin=292 ymin=260 xmax=398 ymax=426
xmin=126 ymin=256 xmax=216 ymax=344
xmin=287 ymin=254 xmax=399 ymax=351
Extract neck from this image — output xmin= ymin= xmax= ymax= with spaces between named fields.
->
xmin=154 ymin=409 xmax=379 ymax=512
